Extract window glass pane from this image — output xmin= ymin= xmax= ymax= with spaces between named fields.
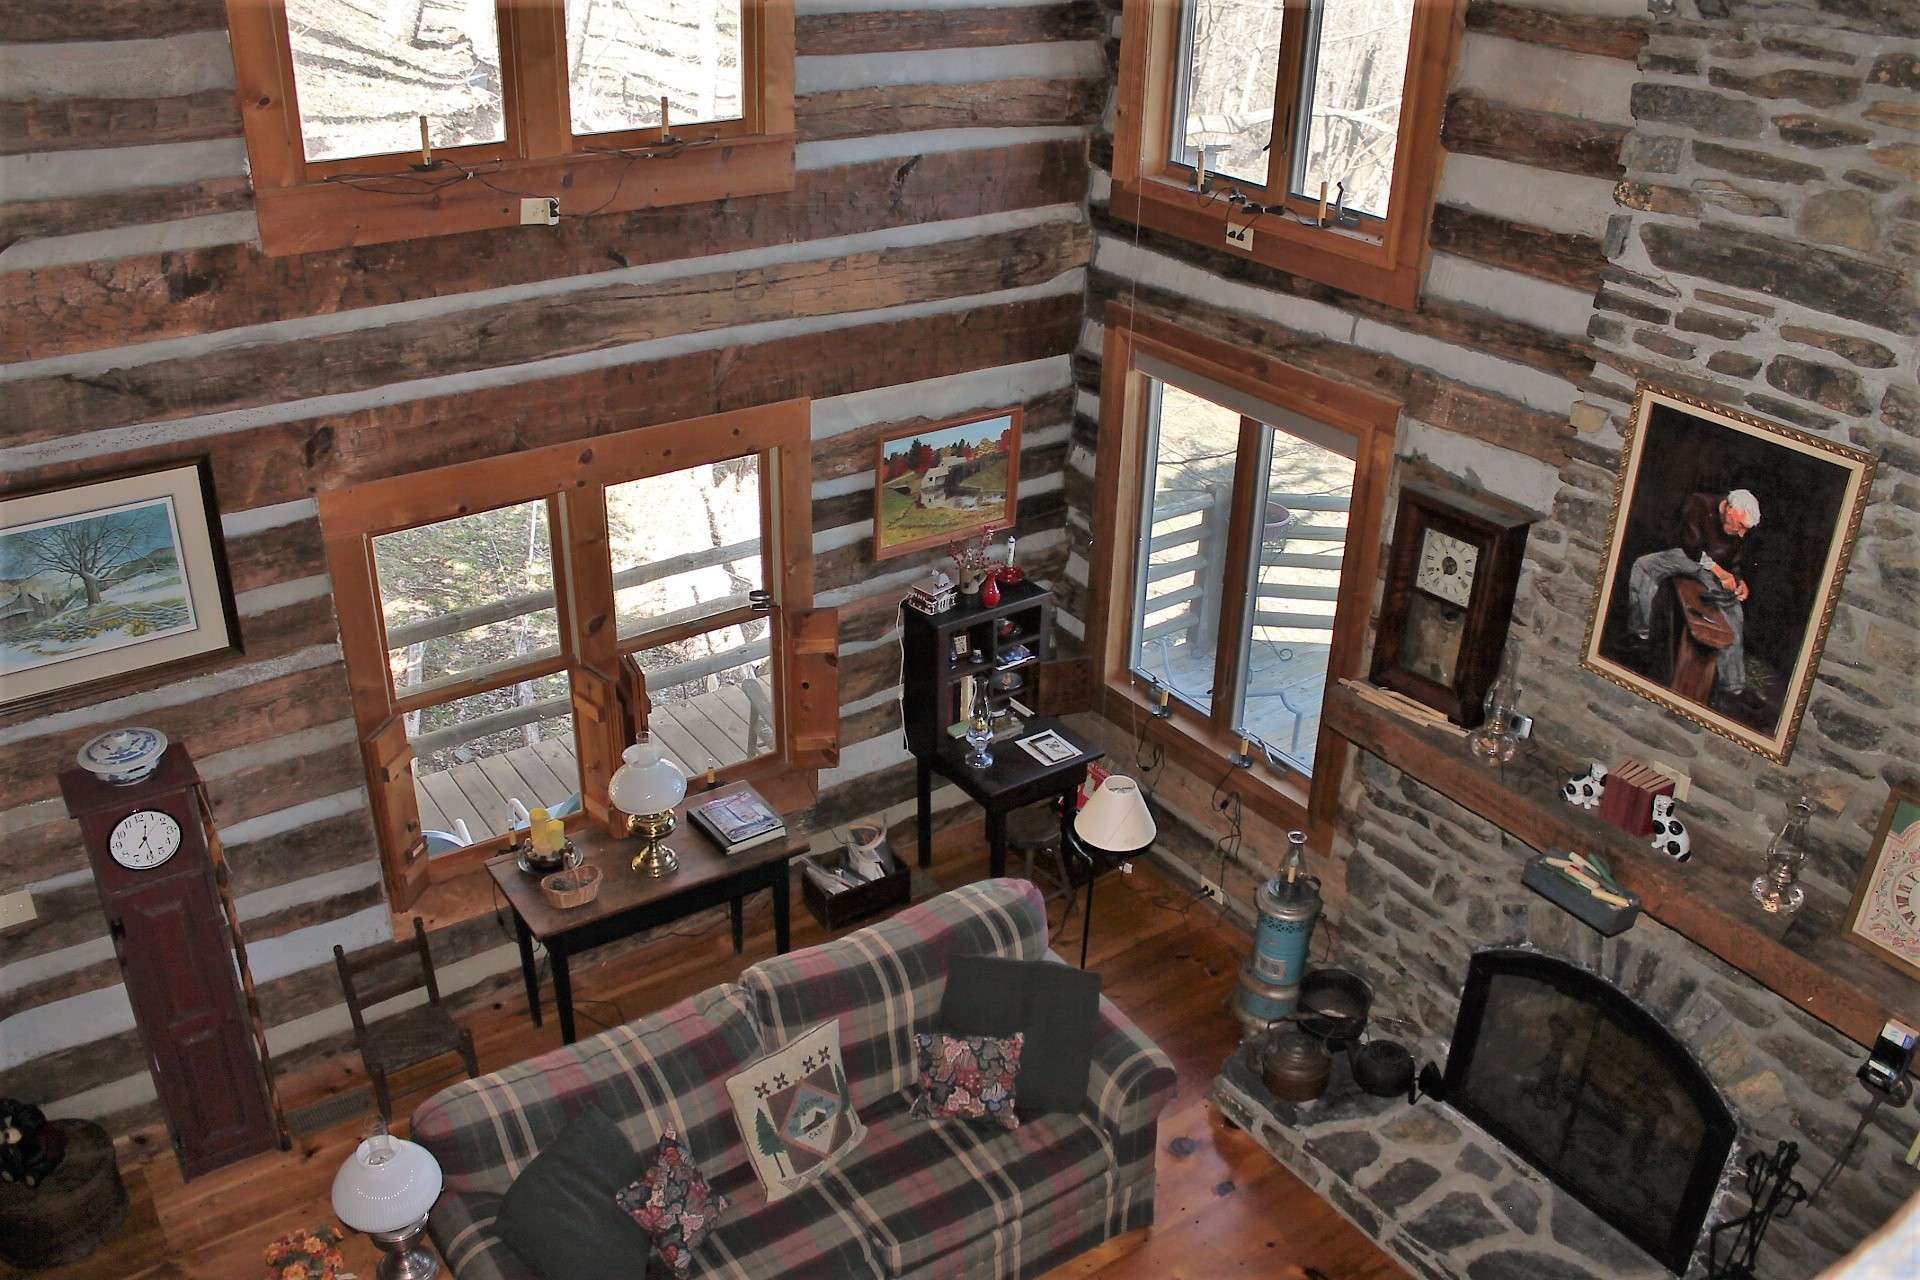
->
xmin=567 ymin=0 xmax=745 ymax=136
xmin=1233 ymin=423 xmax=1354 ymax=777
xmin=285 ymin=0 xmax=506 ymax=163
xmin=1170 ymin=0 xmax=1286 ymax=187
xmin=1129 ymin=381 xmax=1244 ymax=717
xmin=375 ymin=501 xmax=560 ymax=698
xmin=1294 ymin=0 xmax=1416 ymax=218
xmin=632 ymin=628 xmax=776 ymax=775
xmin=610 ymin=456 xmax=764 ymax=643
xmin=410 ymin=672 xmax=579 ymax=846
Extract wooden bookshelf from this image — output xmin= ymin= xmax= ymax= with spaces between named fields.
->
xmin=1324 ymin=681 xmax=1917 ymax=1053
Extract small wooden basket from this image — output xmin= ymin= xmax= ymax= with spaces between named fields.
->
xmin=539 ymin=863 xmax=602 ymax=910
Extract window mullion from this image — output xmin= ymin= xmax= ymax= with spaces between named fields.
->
xmin=503 ymin=0 xmax=568 ymax=158
xmin=1269 ymin=0 xmax=1315 ymax=203
xmin=1206 ymin=416 xmax=1265 ymax=736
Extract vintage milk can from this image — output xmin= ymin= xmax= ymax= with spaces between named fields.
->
xmin=1231 ymin=830 xmax=1322 ymax=1035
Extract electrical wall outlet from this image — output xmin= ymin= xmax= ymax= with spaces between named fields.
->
xmin=520 ymin=197 xmax=561 ymax=226
xmin=0 ymin=889 xmax=35 ymax=930
xmin=1225 ymin=220 xmax=1254 ymax=251
xmin=1197 ymin=876 xmax=1224 ymax=906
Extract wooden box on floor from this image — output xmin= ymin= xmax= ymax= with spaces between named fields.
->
xmin=801 ymin=846 xmax=911 ymax=930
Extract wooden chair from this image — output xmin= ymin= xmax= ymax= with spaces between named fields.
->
xmin=333 ymin=918 xmax=479 ymax=1123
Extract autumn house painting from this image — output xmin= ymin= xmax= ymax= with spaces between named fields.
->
xmin=872 ymin=408 xmax=1022 ymax=559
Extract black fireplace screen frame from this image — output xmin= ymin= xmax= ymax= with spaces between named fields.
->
xmin=1435 ymin=949 xmax=1736 ymax=1274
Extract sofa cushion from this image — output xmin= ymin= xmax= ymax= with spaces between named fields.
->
xmin=739 ymin=879 xmax=1048 ymax=1116
xmin=496 ymin=1108 xmax=650 ymax=1280
xmin=819 ymin=1093 xmax=1113 ymax=1275
xmin=616 ymin=1128 xmax=730 ymax=1277
xmin=725 ymin=1020 xmax=865 ymax=1202
xmin=940 ymin=954 xmax=1102 ymax=1111
xmin=683 ymin=1171 xmax=882 ymax=1279
xmin=908 ymin=1031 xmax=1024 ymax=1130
xmin=414 ymin=984 xmax=764 ymax=1200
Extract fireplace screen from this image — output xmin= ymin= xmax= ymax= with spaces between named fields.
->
xmin=1436 ymin=950 xmax=1735 ymax=1274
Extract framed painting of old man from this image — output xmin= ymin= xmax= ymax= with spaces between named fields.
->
xmin=1583 ymin=385 xmax=1875 ymax=763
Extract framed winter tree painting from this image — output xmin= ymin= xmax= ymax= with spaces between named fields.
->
xmin=1 ymin=460 xmax=238 ymax=711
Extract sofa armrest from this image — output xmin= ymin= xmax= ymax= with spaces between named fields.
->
xmin=1085 ymin=995 xmax=1177 ymax=1175
xmin=425 ymin=1190 xmax=540 ymax=1280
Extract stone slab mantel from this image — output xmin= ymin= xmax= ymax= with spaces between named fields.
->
xmin=1324 ymin=683 xmax=1918 ymax=1057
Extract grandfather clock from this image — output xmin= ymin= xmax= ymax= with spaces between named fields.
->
xmin=59 ymin=743 xmax=279 ymax=1178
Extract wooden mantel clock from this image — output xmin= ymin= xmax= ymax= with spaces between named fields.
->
xmin=58 ymin=740 xmax=281 ymax=1179
xmin=1370 ymin=483 xmax=1532 ymax=728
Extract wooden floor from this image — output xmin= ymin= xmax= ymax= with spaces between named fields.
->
xmin=33 ymin=831 xmax=1405 ymax=1280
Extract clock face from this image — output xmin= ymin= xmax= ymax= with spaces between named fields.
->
xmin=1853 ymin=804 xmax=1920 ymax=971
xmin=108 ymin=810 xmax=182 ymax=871
xmin=1416 ymin=528 xmax=1480 ymax=609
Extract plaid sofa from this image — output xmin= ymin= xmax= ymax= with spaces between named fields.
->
xmin=412 ymin=879 xmax=1176 ymax=1279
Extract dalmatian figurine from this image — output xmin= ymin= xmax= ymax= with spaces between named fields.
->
xmin=1561 ymin=762 xmax=1607 ymax=810
xmin=1650 ymin=795 xmax=1691 ymax=863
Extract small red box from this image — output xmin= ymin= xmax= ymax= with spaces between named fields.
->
xmin=1598 ymin=760 xmax=1675 ymax=838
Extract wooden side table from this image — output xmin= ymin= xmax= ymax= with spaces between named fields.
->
xmin=0 ymin=1120 xmax=128 ymax=1271
xmin=915 ymin=716 xmax=1104 ymax=880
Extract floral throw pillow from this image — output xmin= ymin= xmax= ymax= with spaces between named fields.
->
xmin=614 ymin=1128 xmax=728 ymax=1278
xmin=910 ymin=1031 xmax=1024 ymax=1130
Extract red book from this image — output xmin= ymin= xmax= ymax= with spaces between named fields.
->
xmin=1598 ymin=760 xmax=1675 ymax=838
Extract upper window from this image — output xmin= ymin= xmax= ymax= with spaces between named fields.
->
xmin=1091 ymin=310 xmax=1396 ymax=827
xmin=1114 ymin=0 xmax=1462 ymax=308
xmin=227 ymin=0 xmax=795 ymax=254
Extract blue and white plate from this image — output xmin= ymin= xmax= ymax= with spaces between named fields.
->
xmin=76 ymin=727 xmax=169 ymax=784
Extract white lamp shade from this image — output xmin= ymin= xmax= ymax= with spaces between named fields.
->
xmin=1075 ymin=776 xmax=1156 ymax=854
xmin=607 ymin=736 xmax=687 ymax=815
xmin=331 ymin=1135 xmax=443 ymax=1233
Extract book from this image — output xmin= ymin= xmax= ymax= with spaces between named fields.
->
xmin=691 ymin=783 xmax=787 ymax=853
xmin=1017 ymin=729 xmax=1079 ymax=765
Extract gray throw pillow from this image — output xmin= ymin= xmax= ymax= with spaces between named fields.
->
xmin=939 ymin=955 xmax=1101 ymax=1111
xmin=497 ymin=1107 xmax=649 ymax=1280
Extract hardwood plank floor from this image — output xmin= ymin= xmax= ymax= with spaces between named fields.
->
xmin=30 ymin=829 xmax=1405 ymax=1280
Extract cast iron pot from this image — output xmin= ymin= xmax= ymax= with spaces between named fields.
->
xmin=1296 ymin=968 xmax=1372 ymax=1047
xmin=1260 ymin=1029 xmax=1332 ymax=1103
xmin=1352 ymin=1039 xmax=1416 ymax=1099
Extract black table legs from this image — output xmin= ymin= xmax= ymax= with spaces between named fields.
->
xmin=916 ymin=757 xmax=934 ymax=868
xmin=730 ymin=897 xmax=745 ymax=954
xmin=513 ymin=911 xmax=541 ymax=1027
xmin=553 ymin=949 xmax=576 ymax=1045
xmin=772 ymin=867 xmax=791 ymax=954
xmin=986 ymin=809 xmax=1008 ymax=879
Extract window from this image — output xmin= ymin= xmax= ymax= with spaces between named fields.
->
xmin=226 ymin=0 xmax=796 ymax=254
xmin=1113 ymin=0 xmax=1463 ymax=308
xmin=1091 ymin=309 xmax=1395 ymax=827
xmin=319 ymin=401 xmax=835 ymax=911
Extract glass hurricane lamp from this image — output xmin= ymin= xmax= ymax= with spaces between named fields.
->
xmin=331 ymin=1125 xmax=442 ymax=1280
xmin=608 ymin=733 xmax=687 ymax=877
xmin=1751 ymin=795 xmax=1812 ymax=915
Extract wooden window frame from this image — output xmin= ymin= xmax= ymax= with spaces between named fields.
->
xmin=225 ymin=0 xmax=796 ymax=255
xmin=1111 ymin=0 xmax=1465 ymax=310
xmin=1088 ymin=307 xmax=1397 ymax=838
xmin=319 ymin=400 xmax=820 ymax=909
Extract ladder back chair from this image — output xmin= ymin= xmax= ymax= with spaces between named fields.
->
xmin=333 ymin=917 xmax=479 ymax=1123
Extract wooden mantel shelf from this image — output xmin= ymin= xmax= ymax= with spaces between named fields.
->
xmin=1325 ymin=682 xmax=1916 ymax=1053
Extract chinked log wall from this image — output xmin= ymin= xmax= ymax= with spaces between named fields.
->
xmin=0 ymin=1 xmax=1105 ymax=1137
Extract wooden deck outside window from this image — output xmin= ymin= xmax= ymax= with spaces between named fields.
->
xmin=1089 ymin=308 xmax=1396 ymax=834
xmin=1110 ymin=0 xmax=1464 ymax=308
xmin=319 ymin=401 xmax=835 ymax=911
xmin=224 ymin=0 xmax=796 ymax=254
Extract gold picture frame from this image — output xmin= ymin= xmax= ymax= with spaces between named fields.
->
xmin=1581 ymin=384 xmax=1875 ymax=763
xmin=1842 ymin=787 xmax=1920 ymax=983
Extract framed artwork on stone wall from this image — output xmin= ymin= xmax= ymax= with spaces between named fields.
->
xmin=0 ymin=460 xmax=238 ymax=712
xmin=1842 ymin=786 xmax=1920 ymax=983
xmin=1581 ymin=384 xmax=1875 ymax=763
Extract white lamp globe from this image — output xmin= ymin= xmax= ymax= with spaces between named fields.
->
xmin=608 ymin=734 xmax=687 ymax=816
xmin=331 ymin=1133 xmax=443 ymax=1234
xmin=1075 ymin=776 xmax=1157 ymax=855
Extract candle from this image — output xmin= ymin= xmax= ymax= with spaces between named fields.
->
xmin=1238 ymin=736 xmax=1251 ymax=759
xmin=705 ymin=766 xmax=718 ymax=790
xmin=660 ymin=95 xmax=672 ymax=137
xmin=1157 ymin=684 xmax=1170 ymax=710
xmin=418 ymin=114 xmax=432 ymax=167
xmin=1194 ymin=146 xmax=1208 ymax=192
xmin=1316 ymin=181 xmax=1329 ymax=226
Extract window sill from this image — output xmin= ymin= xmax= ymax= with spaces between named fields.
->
xmin=1112 ymin=177 xmax=1425 ymax=311
xmin=1097 ymin=677 xmax=1339 ymax=850
xmin=253 ymin=134 xmax=796 ymax=256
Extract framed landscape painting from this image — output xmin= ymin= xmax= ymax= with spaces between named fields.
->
xmin=872 ymin=407 xmax=1022 ymax=560
xmin=1581 ymin=385 xmax=1874 ymax=763
xmin=1843 ymin=787 xmax=1920 ymax=983
xmin=1 ymin=461 xmax=238 ymax=711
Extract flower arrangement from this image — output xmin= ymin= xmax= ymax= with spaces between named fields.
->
xmin=263 ymin=1224 xmax=357 ymax=1280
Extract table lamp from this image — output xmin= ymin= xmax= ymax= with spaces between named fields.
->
xmin=331 ymin=1128 xmax=443 ymax=1280
xmin=608 ymin=732 xmax=687 ymax=877
xmin=1074 ymin=775 xmax=1156 ymax=859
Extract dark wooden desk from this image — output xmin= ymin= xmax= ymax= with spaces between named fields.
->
xmin=915 ymin=716 xmax=1104 ymax=879
xmin=487 ymin=806 xmax=800 ymax=1044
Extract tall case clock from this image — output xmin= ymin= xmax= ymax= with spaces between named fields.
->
xmin=58 ymin=743 xmax=279 ymax=1178
xmin=1370 ymin=483 xmax=1532 ymax=728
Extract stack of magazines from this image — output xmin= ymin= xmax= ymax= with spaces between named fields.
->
xmin=689 ymin=783 xmax=786 ymax=854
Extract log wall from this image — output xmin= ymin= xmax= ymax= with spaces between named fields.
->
xmin=0 ymin=1 xmax=1102 ymax=1137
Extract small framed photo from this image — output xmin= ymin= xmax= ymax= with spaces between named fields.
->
xmin=1582 ymin=385 xmax=1875 ymax=763
xmin=873 ymin=407 xmax=1022 ymax=560
xmin=1841 ymin=787 xmax=1920 ymax=983
xmin=2 ymin=460 xmax=238 ymax=711
xmin=1017 ymin=729 xmax=1079 ymax=766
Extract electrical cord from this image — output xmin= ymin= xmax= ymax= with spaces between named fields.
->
xmin=320 ymin=135 xmax=722 ymax=219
